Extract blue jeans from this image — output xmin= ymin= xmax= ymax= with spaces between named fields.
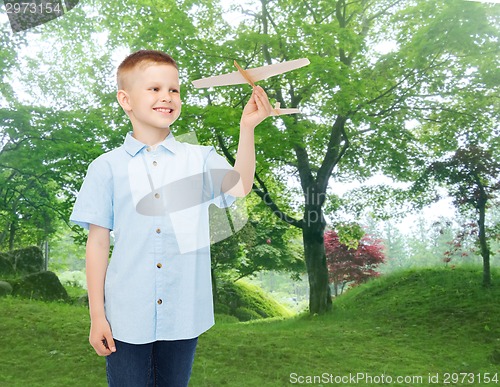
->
xmin=106 ymin=337 xmax=198 ymax=387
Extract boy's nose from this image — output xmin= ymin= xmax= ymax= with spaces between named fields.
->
xmin=160 ymin=91 xmax=175 ymax=103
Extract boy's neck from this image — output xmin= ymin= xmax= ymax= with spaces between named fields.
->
xmin=132 ymin=128 xmax=171 ymax=146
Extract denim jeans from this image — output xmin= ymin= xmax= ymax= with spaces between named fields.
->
xmin=106 ymin=337 xmax=198 ymax=387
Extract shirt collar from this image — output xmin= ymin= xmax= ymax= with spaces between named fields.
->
xmin=124 ymin=132 xmax=179 ymax=157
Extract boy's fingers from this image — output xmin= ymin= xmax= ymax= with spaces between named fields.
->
xmin=90 ymin=337 xmax=109 ymax=356
xmin=253 ymin=86 xmax=272 ymax=114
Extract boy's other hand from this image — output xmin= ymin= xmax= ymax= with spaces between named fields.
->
xmin=240 ymin=86 xmax=272 ymax=130
xmin=89 ymin=317 xmax=116 ymax=356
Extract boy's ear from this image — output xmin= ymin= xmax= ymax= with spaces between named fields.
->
xmin=117 ymin=90 xmax=132 ymax=112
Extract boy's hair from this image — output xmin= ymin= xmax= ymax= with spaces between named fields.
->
xmin=117 ymin=50 xmax=178 ymax=90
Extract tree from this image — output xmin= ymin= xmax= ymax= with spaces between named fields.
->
xmin=425 ymin=146 xmax=500 ymax=286
xmin=325 ymin=229 xmax=385 ymax=296
xmin=0 ymin=101 xmax=115 ymax=250
xmin=209 ymin=0 xmax=499 ymax=313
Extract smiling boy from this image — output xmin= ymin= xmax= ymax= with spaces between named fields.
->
xmin=70 ymin=50 xmax=272 ymax=386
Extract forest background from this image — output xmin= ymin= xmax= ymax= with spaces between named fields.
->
xmin=0 ymin=0 xmax=499 ymax=313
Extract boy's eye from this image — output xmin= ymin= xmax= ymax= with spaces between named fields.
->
xmin=169 ymin=89 xmax=179 ymax=93
xmin=152 ymin=87 xmax=159 ymax=92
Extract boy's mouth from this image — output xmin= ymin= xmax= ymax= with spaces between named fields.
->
xmin=153 ymin=107 xmax=174 ymax=114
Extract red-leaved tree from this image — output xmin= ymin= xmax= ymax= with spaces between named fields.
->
xmin=325 ymin=230 xmax=386 ymax=296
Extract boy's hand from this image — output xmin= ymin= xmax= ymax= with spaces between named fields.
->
xmin=240 ymin=86 xmax=273 ymax=130
xmin=89 ymin=316 xmax=116 ymax=356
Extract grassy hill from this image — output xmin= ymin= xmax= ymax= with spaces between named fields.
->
xmin=1 ymin=265 xmax=499 ymax=386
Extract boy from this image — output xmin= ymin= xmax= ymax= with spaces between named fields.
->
xmin=70 ymin=50 xmax=272 ymax=386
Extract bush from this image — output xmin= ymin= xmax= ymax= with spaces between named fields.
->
xmin=233 ymin=307 xmax=262 ymax=322
xmin=215 ymin=280 xmax=292 ymax=322
xmin=12 ymin=246 xmax=44 ymax=275
xmin=214 ymin=303 xmax=230 ymax=315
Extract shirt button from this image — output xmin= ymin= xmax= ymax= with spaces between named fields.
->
xmin=154 ymin=193 xmax=160 ymax=199
xmin=157 ymin=299 xmax=163 ymax=305
xmin=153 ymin=161 xmax=158 ymax=167
xmin=156 ymin=263 xmax=162 ymax=269
xmin=156 ymin=228 xmax=161 ymax=234
xmin=146 ymin=147 xmax=151 ymax=152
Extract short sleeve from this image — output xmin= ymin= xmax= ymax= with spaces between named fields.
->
xmin=204 ymin=147 xmax=236 ymax=209
xmin=70 ymin=158 xmax=114 ymax=230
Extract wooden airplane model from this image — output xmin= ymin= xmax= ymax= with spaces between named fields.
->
xmin=192 ymin=58 xmax=310 ymax=116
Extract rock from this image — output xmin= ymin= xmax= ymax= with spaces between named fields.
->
xmin=0 ymin=281 xmax=13 ymax=297
xmin=0 ymin=255 xmax=15 ymax=275
xmin=12 ymin=246 xmax=44 ymax=275
xmin=12 ymin=271 xmax=69 ymax=301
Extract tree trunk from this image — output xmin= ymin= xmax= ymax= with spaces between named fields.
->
xmin=8 ymin=220 xmax=17 ymax=251
xmin=478 ymin=202 xmax=491 ymax=287
xmin=303 ymin=204 xmax=332 ymax=314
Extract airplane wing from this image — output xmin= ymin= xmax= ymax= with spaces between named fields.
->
xmin=191 ymin=70 xmax=248 ymax=88
xmin=271 ymin=108 xmax=301 ymax=116
xmin=192 ymin=58 xmax=310 ymax=88
xmin=245 ymin=58 xmax=310 ymax=83
xmin=271 ymin=102 xmax=301 ymax=116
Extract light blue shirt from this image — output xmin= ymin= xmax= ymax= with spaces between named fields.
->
xmin=70 ymin=132 xmax=235 ymax=344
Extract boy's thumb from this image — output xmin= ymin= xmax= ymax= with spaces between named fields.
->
xmin=106 ymin=334 xmax=116 ymax=352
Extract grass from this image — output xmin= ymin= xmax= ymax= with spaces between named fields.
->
xmin=1 ymin=265 xmax=499 ymax=386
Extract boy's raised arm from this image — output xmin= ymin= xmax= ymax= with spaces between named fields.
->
xmin=224 ymin=86 xmax=272 ymax=197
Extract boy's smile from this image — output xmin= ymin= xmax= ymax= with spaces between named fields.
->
xmin=118 ymin=63 xmax=181 ymax=139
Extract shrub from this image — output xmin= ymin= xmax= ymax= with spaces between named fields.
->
xmin=215 ymin=280 xmax=292 ymax=322
xmin=233 ymin=307 xmax=262 ymax=322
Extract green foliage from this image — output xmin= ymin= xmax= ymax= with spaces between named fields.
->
xmin=418 ymin=145 xmax=500 ymax=285
xmin=0 ymin=103 xmax=115 ymax=250
xmin=335 ymin=222 xmax=365 ymax=250
xmin=425 ymin=146 xmax=500 ymax=211
xmin=48 ymin=223 xmax=86 ymax=273
xmin=2 ymin=0 xmax=499 ymax=312
xmin=233 ymin=307 xmax=262 ymax=322
xmin=211 ymin=195 xmax=304 ymax=286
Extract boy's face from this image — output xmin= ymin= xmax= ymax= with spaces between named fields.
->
xmin=118 ymin=63 xmax=181 ymax=134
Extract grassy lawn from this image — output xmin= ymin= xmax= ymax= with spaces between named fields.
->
xmin=1 ymin=265 xmax=499 ymax=386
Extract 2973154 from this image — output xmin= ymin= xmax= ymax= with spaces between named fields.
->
xmin=443 ymin=373 xmax=499 ymax=384
xmin=5 ymin=2 xmax=61 ymax=14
